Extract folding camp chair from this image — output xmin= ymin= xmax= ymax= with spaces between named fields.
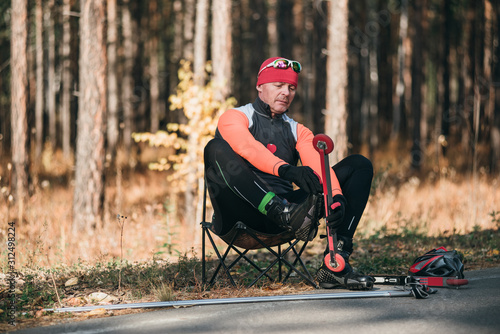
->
xmin=201 ymin=181 xmax=319 ymax=288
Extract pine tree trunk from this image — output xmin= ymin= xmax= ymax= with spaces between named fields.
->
xmin=11 ymin=0 xmax=29 ymax=220
xmin=193 ymin=0 xmax=208 ymax=86
xmin=367 ymin=0 xmax=379 ymax=160
xmin=267 ymin=0 xmax=279 ymax=57
xmin=35 ymin=0 xmax=44 ymax=161
xmin=73 ymin=0 xmax=107 ymax=233
xmin=121 ymin=0 xmax=134 ymax=150
xmin=46 ymin=0 xmax=57 ymax=149
xmin=148 ymin=0 xmax=161 ymax=133
xmin=61 ymin=0 xmax=73 ymax=160
xmin=183 ymin=0 xmax=195 ymax=61
xmin=312 ymin=1 xmax=328 ymax=134
xmin=107 ymin=0 xmax=119 ymax=156
xmin=491 ymin=0 xmax=500 ymax=172
xmin=392 ymin=0 xmax=408 ymax=140
xmin=484 ymin=0 xmax=497 ymax=171
xmin=461 ymin=1 xmax=475 ymax=159
xmin=410 ymin=0 xmax=425 ymax=170
xmin=301 ymin=0 xmax=314 ymax=129
xmin=441 ymin=0 xmax=452 ymax=157
xmin=325 ymin=0 xmax=348 ymax=163
xmin=277 ymin=0 xmax=294 ymax=57
xmin=211 ymin=0 xmax=232 ymax=100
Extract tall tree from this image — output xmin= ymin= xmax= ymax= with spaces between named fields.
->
xmin=441 ymin=0 xmax=452 ymax=157
xmin=46 ymin=0 xmax=57 ymax=149
xmin=73 ymin=0 xmax=107 ymax=233
xmin=301 ymin=0 xmax=315 ymax=128
xmin=121 ymin=0 xmax=134 ymax=151
xmin=61 ymin=0 xmax=73 ymax=159
xmin=410 ymin=1 xmax=425 ymax=170
xmin=367 ymin=0 xmax=379 ymax=160
xmin=107 ymin=0 xmax=119 ymax=157
xmin=170 ymin=0 xmax=183 ymax=122
xmin=212 ymin=0 xmax=232 ymax=101
xmin=392 ymin=0 xmax=408 ymax=140
xmin=267 ymin=0 xmax=279 ymax=57
xmin=11 ymin=0 xmax=29 ymax=219
xmin=148 ymin=0 xmax=161 ymax=133
xmin=460 ymin=1 xmax=475 ymax=159
xmin=183 ymin=0 xmax=195 ymax=62
xmin=312 ymin=1 xmax=328 ymax=134
xmin=232 ymin=0 xmax=268 ymax=105
xmin=484 ymin=0 xmax=495 ymax=171
xmin=277 ymin=0 xmax=294 ymax=57
xmin=193 ymin=0 xmax=209 ymax=86
xmin=491 ymin=0 xmax=500 ymax=172
xmin=35 ymin=0 xmax=44 ymax=161
xmin=325 ymin=0 xmax=349 ymax=162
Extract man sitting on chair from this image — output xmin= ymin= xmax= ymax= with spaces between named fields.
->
xmin=204 ymin=57 xmax=374 ymax=290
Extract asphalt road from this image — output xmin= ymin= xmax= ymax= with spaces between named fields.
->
xmin=10 ymin=266 xmax=500 ymax=334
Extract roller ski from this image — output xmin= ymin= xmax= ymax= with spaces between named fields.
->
xmin=372 ymin=275 xmax=468 ymax=289
xmin=312 ymin=134 xmax=374 ymax=291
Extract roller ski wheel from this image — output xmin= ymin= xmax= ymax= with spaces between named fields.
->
xmin=324 ymin=253 xmax=345 ymax=272
xmin=313 ymin=134 xmax=335 ymax=154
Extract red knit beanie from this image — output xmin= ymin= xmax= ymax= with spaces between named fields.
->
xmin=256 ymin=57 xmax=299 ymax=87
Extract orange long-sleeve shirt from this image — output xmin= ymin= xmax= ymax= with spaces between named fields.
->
xmin=216 ymin=103 xmax=342 ymax=197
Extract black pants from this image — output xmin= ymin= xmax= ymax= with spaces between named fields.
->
xmin=204 ymin=138 xmax=373 ymax=239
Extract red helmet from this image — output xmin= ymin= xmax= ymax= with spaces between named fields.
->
xmin=409 ymin=247 xmax=464 ymax=278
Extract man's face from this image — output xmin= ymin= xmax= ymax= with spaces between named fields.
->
xmin=256 ymin=82 xmax=296 ymax=117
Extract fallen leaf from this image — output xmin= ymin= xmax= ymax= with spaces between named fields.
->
xmin=65 ymin=277 xmax=79 ymax=287
xmin=85 ymin=308 xmax=107 ymax=316
xmin=66 ymin=297 xmax=84 ymax=306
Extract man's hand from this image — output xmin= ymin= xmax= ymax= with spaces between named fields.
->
xmin=326 ymin=194 xmax=347 ymax=229
xmin=278 ymin=164 xmax=322 ymax=194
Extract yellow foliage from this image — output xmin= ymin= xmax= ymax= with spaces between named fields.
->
xmin=132 ymin=60 xmax=236 ymax=193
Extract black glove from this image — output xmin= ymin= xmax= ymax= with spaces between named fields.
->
xmin=326 ymin=194 xmax=347 ymax=229
xmin=278 ymin=164 xmax=322 ymax=194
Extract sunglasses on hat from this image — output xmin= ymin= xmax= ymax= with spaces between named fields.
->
xmin=258 ymin=58 xmax=302 ymax=76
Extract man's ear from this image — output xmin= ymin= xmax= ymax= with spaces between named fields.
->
xmin=256 ymin=84 xmax=263 ymax=93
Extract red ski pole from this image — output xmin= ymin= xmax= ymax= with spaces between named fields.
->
xmin=313 ymin=134 xmax=345 ymax=273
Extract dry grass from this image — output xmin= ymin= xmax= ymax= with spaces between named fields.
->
xmin=361 ymin=172 xmax=499 ymax=237
xmin=1 ymin=145 xmax=499 ymax=331
xmin=0 ymin=147 xmax=499 ymax=270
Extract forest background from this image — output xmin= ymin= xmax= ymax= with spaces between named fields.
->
xmin=1 ymin=0 xmax=500 ymax=269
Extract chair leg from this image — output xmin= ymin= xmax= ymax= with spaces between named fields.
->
xmin=228 ymin=247 xmax=275 ymax=282
xmin=202 ymin=224 xmax=206 ymax=285
xmin=276 ymin=242 xmax=318 ymax=288
xmin=205 ymin=226 xmax=240 ymax=287
xmin=283 ymin=240 xmax=318 ymax=288
xmin=278 ymin=244 xmax=282 ymax=282
xmin=242 ymin=229 xmax=318 ymax=288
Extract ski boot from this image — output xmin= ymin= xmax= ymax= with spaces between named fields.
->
xmin=316 ymin=235 xmax=374 ymax=290
xmin=265 ymin=194 xmax=319 ymax=241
